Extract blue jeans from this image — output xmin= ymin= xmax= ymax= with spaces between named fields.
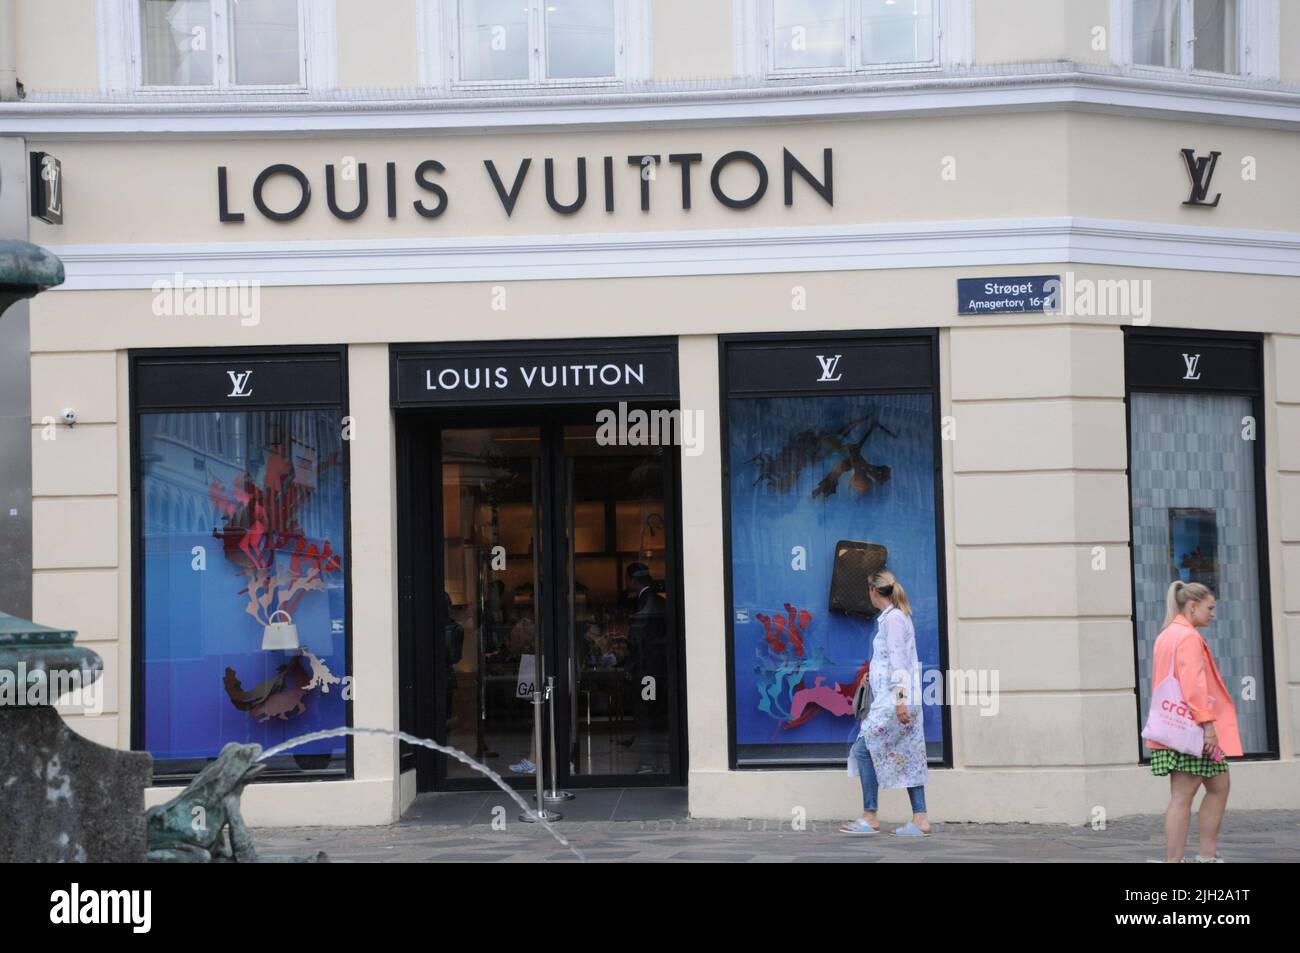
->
xmin=851 ymin=734 xmax=927 ymax=814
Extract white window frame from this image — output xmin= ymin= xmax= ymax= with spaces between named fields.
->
xmin=421 ymin=0 xmax=651 ymax=92
xmin=98 ymin=0 xmax=337 ymax=95
xmin=1110 ymin=0 xmax=1280 ymax=80
xmin=740 ymin=0 xmax=964 ymax=79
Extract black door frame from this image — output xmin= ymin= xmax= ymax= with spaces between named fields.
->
xmin=397 ymin=403 xmax=688 ymax=792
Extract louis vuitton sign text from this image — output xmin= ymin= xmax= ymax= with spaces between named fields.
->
xmin=217 ymin=148 xmax=833 ymax=223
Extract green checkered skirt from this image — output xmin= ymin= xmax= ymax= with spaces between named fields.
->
xmin=1150 ymin=748 xmax=1228 ymax=777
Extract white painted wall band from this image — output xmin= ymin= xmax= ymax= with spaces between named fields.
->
xmin=44 ymin=217 xmax=1300 ymax=290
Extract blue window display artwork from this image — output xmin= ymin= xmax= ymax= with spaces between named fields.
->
xmin=727 ymin=392 xmax=944 ymax=765
xmin=139 ymin=409 xmax=349 ymax=776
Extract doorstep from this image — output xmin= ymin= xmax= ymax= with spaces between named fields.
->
xmin=399 ymin=787 xmax=690 ymax=826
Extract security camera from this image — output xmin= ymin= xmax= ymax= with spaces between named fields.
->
xmin=61 ymin=407 xmax=76 ymax=427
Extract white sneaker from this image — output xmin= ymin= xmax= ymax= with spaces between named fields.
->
xmin=1194 ymin=854 xmax=1225 ymax=863
xmin=509 ymin=758 xmax=536 ymax=774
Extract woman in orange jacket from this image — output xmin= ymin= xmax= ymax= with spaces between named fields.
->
xmin=1148 ymin=580 xmax=1242 ymax=863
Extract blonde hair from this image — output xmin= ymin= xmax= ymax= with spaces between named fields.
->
xmin=868 ymin=570 xmax=911 ymax=617
xmin=1163 ymin=580 xmax=1214 ymax=628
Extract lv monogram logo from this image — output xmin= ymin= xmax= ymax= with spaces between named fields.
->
xmin=815 ymin=354 xmax=843 ymax=382
xmin=1182 ymin=353 xmax=1202 ymax=381
xmin=1180 ymin=149 xmax=1222 ymax=207
xmin=226 ymin=370 xmax=255 ymax=398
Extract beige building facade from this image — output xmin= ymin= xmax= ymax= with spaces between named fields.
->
xmin=2 ymin=0 xmax=1298 ymax=826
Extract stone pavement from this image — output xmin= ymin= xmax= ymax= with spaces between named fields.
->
xmin=250 ymin=789 xmax=1300 ymax=863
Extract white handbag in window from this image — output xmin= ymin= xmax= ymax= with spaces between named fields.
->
xmin=262 ymin=609 xmax=301 ymax=651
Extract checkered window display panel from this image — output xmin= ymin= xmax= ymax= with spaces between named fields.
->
xmin=1129 ymin=391 xmax=1267 ymax=754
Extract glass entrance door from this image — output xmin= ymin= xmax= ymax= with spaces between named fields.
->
xmin=431 ymin=411 xmax=680 ymax=789
xmin=561 ymin=423 xmax=673 ymax=781
xmin=439 ymin=425 xmax=547 ymax=781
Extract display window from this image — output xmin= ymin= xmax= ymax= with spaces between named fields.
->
xmin=720 ymin=333 xmax=948 ymax=766
xmin=1125 ymin=330 xmax=1277 ymax=757
xmin=130 ymin=349 xmax=351 ymax=779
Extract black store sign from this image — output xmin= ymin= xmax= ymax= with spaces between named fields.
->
xmin=133 ymin=350 xmax=345 ymax=410
xmin=1125 ymin=332 xmax=1261 ymax=394
xmin=725 ymin=337 xmax=934 ymax=396
xmin=392 ymin=339 xmax=678 ymax=407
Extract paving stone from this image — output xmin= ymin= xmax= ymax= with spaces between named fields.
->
xmin=418 ymin=852 xmax=518 ymax=862
xmin=667 ymin=850 xmax=758 ymax=862
xmin=251 ymin=807 xmax=1300 ymax=864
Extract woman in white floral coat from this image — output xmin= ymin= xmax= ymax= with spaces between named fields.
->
xmin=840 ymin=570 xmax=931 ymax=837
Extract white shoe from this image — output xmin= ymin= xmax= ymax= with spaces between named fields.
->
xmin=509 ymin=758 xmax=536 ymax=774
xmin=1194 ymin=854 xmax=1225 ymax=863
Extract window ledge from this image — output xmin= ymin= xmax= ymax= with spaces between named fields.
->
xmin=133 ymin=86 xmax=313 ymax=96
xmin=765 ymin=63 xmax=943 ymax=81
xmin=449 ymin=78 xmax=626 ymax=92
xmin=1123 ymin=64 xmax=1267 ymax=86
xmin=27 ymin=59 xmax=1299 ymax=106
xmin=10 ymin=62 xmax=1300 ymax=133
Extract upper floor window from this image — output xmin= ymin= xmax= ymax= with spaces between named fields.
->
xmin=448 ymin=0 xmax=628 ymax=86
xmin=768 ymin=0 xmax=938 ymax=74
xmin=133 ymin=0 xmax=309 ymax=89
xmin=1131 ymin=0 xmax=1238 ymax=73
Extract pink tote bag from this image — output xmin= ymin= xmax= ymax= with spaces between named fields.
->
xmin=1141 ymin=637 xmax=1206 ymax=757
